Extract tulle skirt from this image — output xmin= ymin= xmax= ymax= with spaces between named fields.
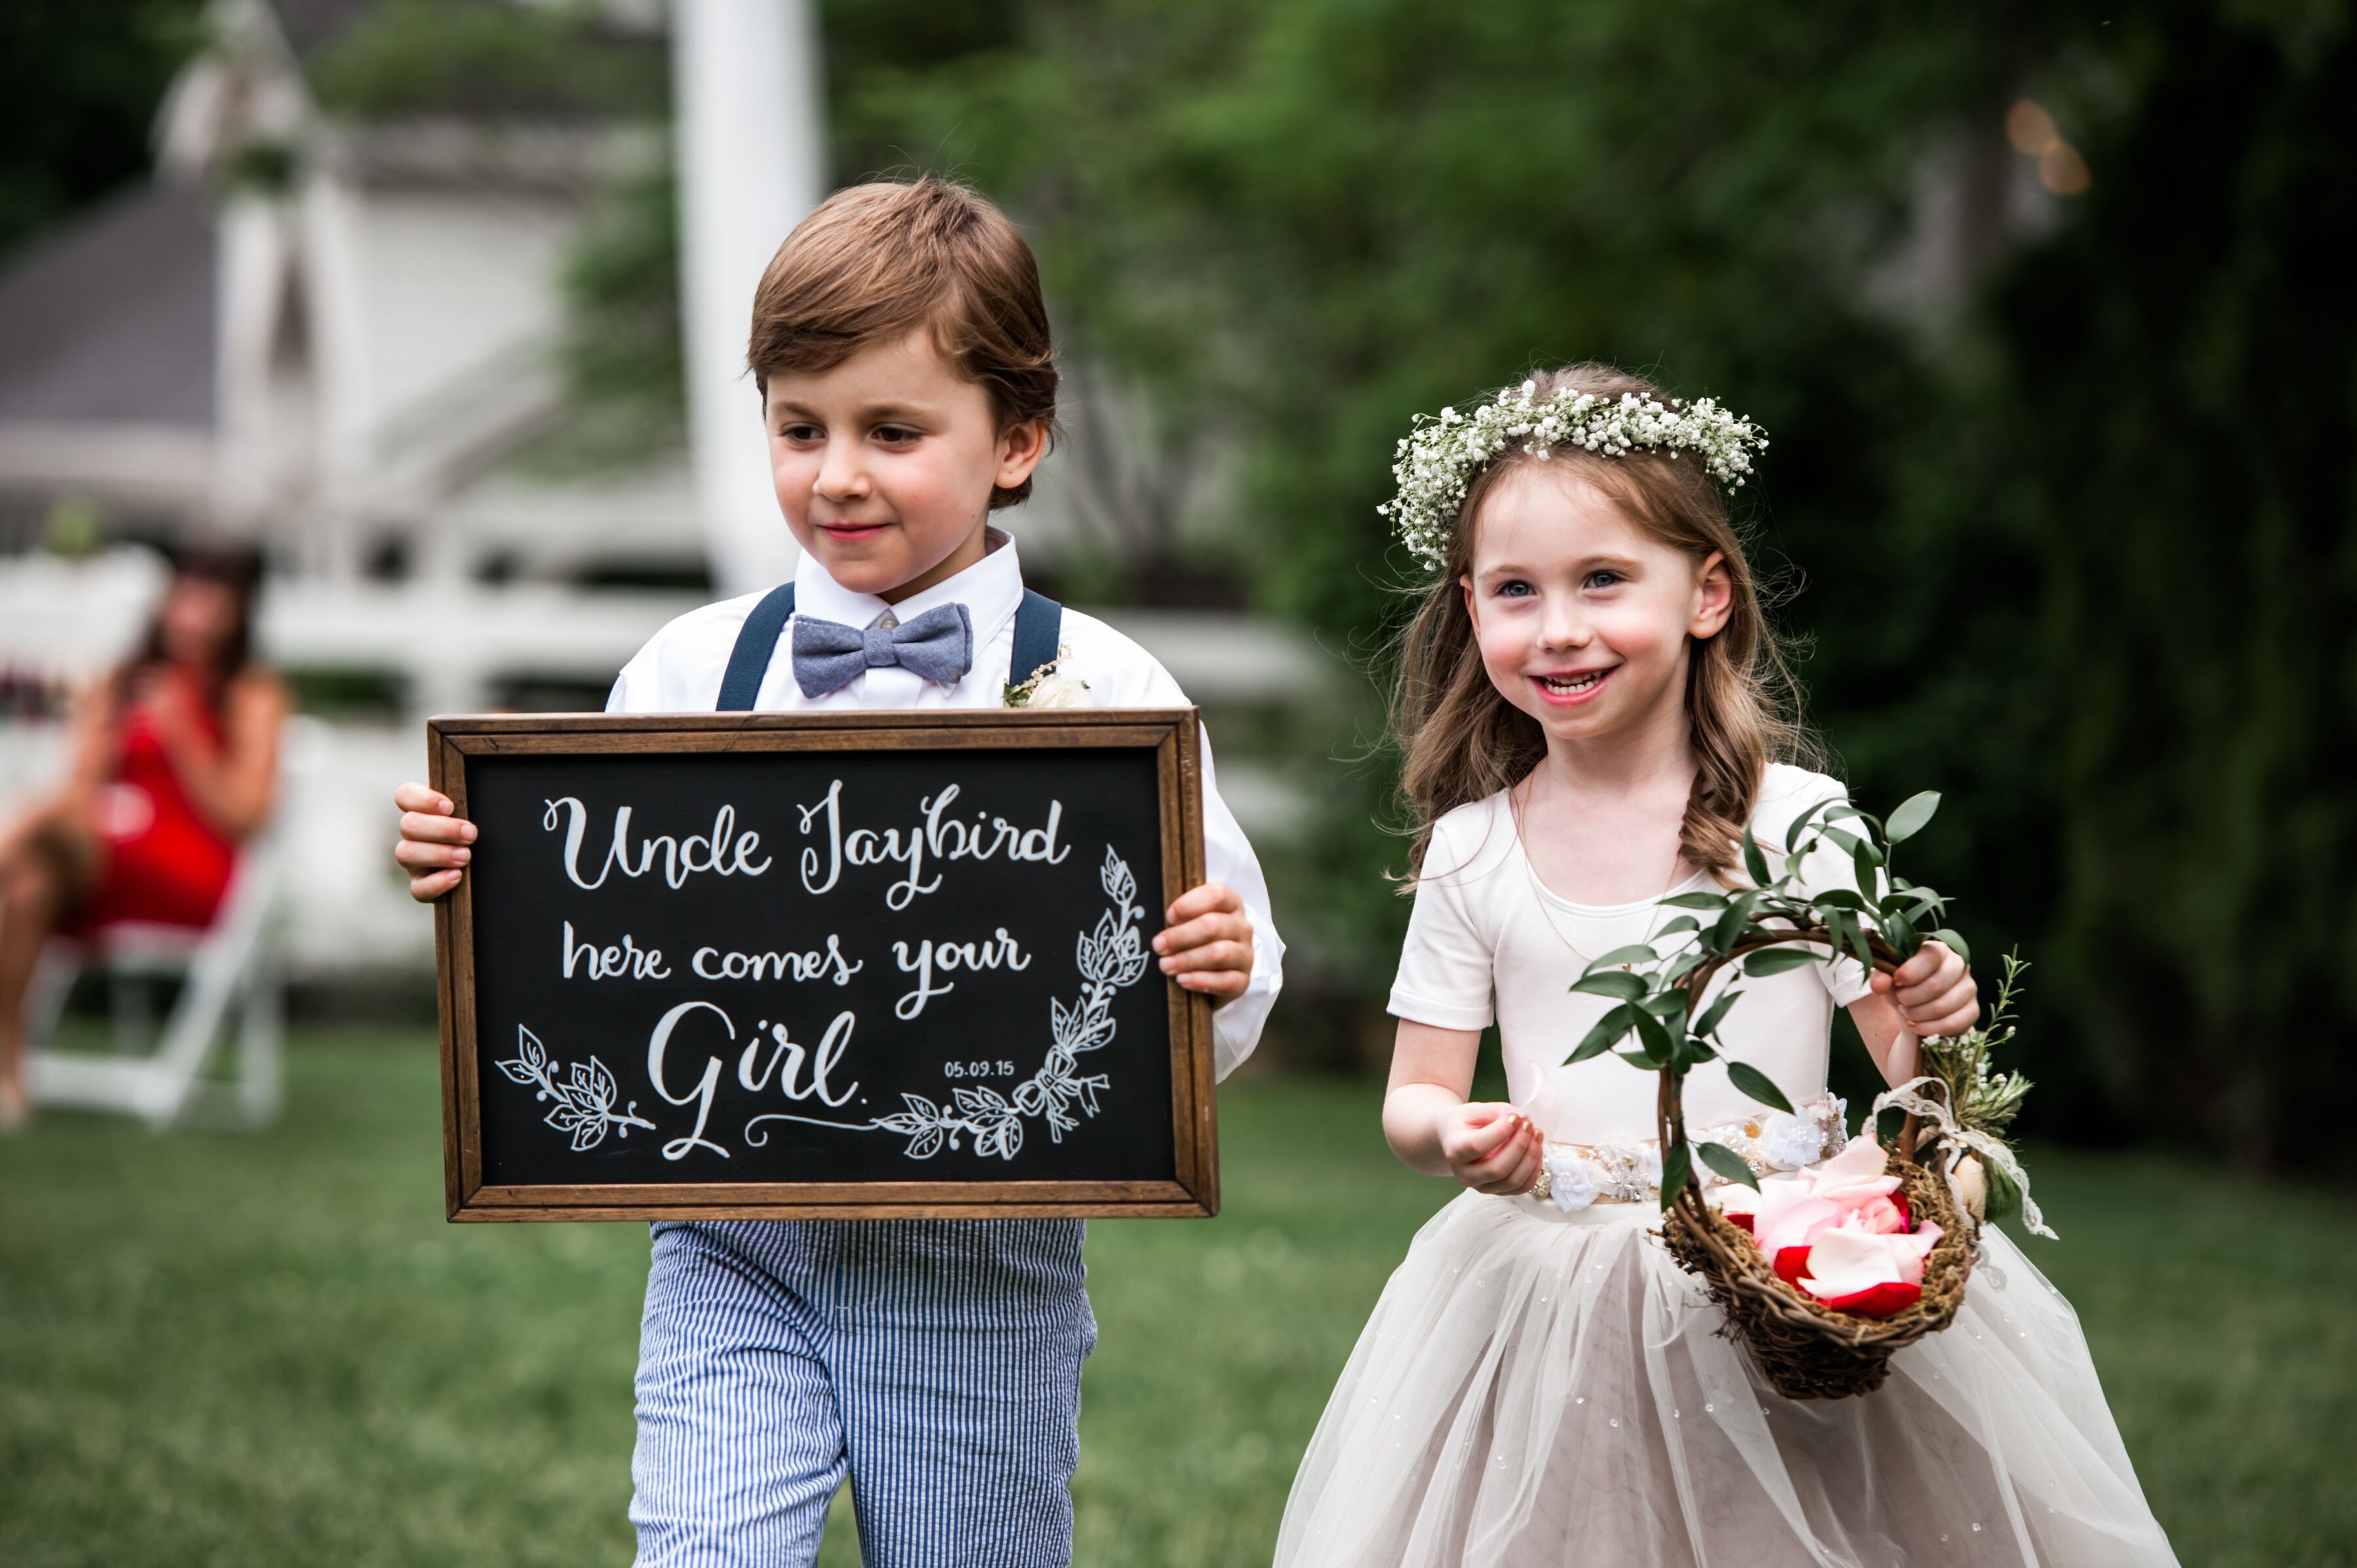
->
xmin=1274 ymin=1191 xmax=2178 ymax=1568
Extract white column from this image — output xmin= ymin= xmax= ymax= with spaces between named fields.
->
xmin=672 ymin=0 xmax=826 ymax=600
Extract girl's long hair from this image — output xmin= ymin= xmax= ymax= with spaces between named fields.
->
xmin=1390 ymin=364 xmax=1817 ymax=879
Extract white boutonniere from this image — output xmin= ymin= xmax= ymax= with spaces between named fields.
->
xmin=1003 ymin=644 xmax=1089 ymax=708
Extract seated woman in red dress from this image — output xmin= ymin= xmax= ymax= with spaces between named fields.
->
xmin=0 ymin=545 xmax=287 ymax=1128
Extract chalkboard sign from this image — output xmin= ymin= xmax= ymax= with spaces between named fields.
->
xmin=428 ymin=710 xmax=1216 ymax=1222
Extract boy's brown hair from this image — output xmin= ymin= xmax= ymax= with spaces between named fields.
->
xmin=747 ymin=177 xmax=1059 ymax=508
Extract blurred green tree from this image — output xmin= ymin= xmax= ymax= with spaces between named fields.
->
xmin=822 ymin=0 xmax=2357 ymax=1165
xmin=0 ymin=1 xmax=206 ymax=260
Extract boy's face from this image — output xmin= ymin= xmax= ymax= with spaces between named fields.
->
xmin=763 ymin=327 xmax=1047 ymax=603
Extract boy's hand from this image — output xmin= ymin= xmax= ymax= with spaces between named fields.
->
xmin=1153 ymin=881 xmax=1254 ymax=1002
xmin=1438 ymin=1103 xmax=1541 ymax=1195
xmin=1870 ymin=938 xmax=1978 ymax=1038
xmin=393 ymin=782 xmax=476 ymax=903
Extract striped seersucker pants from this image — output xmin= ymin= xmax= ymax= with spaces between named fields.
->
xmin=629 ymin=1218 xmax=1095 ymax=1568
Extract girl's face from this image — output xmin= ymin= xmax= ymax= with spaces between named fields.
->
xmin=764 ymin=327 xmax=1048 ymax=603
xmin=1462 ymin=462 xmax=1732 ymax=751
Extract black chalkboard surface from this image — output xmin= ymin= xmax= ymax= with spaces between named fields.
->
xmin=428 ymin=710 xmax=1216 ymax=1221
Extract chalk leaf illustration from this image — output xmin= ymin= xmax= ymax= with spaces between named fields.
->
xmin=495 ymin=1025 xmax=656 ymax=1152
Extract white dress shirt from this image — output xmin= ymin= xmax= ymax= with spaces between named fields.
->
xmin=608 ymin=530 xmax=1284 ymax=1079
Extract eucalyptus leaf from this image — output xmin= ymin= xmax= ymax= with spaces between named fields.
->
xmin=1812 ymin=888 xmax=1869 ymax=912
xmin=1697 ymin=1140 xmax=1760 ymax=1190
xmin=1582 ymin=944 xmax=1662 ymax=975
xmin=1617 ymin=1048 xmax=1661 ymax=1071
xmin=1743 ymin=945 xmax=1818 ymax=977
xmin=1642 ymin=989 xmax=1689 ymax=1021
xmin=1660 ymin=890 xmax=1731 ymax=911
xmin=1571 ymin=970 xmax=1648 ymax=1001
xmin=1850 ymin=841 xmax=1882 ymax=899
xmin=1931 ymin=927 xmax=1973 ymax=965
xmin=1785 ymin=797 xmax=1835 ymax=853
xmin=1656 ymin=915 xmax=1701 ymax=936
xmin=1693 ymin=987 xmax=1742 ymax=1038
xmin=1709 ymin=892 xmax=1761 ymax=954
xmin=1565 ymin=1004 xmax=1637 ymax=1065
xmin=1659 ymin=1141 xmax=1694 ymax=1209
xmin=1742 ymin=828 xmax=1770 ymax=887
xmin=1726 ymin=1059 xmax=1795 ymax=1114
xmin=1884 ymin=790 xmax=1941 ymax=845
xmin=1630 ymin=1006 xmax=1675 ymax=1067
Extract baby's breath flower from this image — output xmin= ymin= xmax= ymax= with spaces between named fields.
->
xmin=1381 ymin=383 xmax=1768 ymax=570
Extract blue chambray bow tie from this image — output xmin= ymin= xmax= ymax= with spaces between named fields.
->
xmin=790 ymin=602 xmax=974 ymax=697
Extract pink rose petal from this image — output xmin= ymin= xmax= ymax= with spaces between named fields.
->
xmin=1756 ymin=1195 xmax=1843 ymax=1258
xmin=1796 ymin=1226 xmax=1924 ymax=1300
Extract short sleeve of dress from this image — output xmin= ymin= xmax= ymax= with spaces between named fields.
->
xmin=1759 ymin=766 xmax=1877 ymax=1008
xmin=1387 ymin=806 xmax=1501 ymax=1031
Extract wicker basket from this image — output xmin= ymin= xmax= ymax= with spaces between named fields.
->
xmin=1657 ymin=937 xmax=1977 ymax=1400
xmin=1660 ymin=1151 xmax=1973 ymax=1400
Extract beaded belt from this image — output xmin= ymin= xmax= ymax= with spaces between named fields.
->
xmin=1526 ymin=1093 xmax=1847 ymax=1212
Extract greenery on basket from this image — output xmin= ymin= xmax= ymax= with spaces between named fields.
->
xmin=1554 ymin=789 xmax=1978 ymax=1211
xmin=1916 ymin=951 xmax=2037 ymax=1224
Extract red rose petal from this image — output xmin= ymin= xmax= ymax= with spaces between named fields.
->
xmin=1815 ymin=1281 xmax=1924 ymax=1319
xmin=1892 ymin=1192 xmax=1911 ymax=1228
xmin=1774 ymin=1246 xmax=1812 ymax=1285
xmin=1726 ymin=1211 xmax=1755 ymax=1237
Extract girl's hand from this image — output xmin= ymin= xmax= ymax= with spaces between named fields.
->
xmin=1153 ymin=881 xmax=1253 ymax=1002
xmin=1871 ymin=939 xmax=1978 ymax=1039
xmin=1438 ymin=1103 xmax=1542 ymax=1195
xmin=393 ymin=782 xmax=476 ymax=903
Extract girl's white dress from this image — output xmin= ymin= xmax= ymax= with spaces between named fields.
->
xmin=1274 ymin=768 xmax=2178 ymax=1567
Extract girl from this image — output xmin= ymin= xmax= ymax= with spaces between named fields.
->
xmin=0 ymin=544 xmax=287 ymax=1128
xmin=1273 ymin=366 xmax=2177 ymax=1566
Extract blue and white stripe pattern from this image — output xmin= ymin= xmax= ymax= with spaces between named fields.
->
xmin=630 ymin=1218 xmax=1095 ymax=1567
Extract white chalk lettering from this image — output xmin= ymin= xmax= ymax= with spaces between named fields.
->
xmin=690 ymin=935 xmax=862 ymax=985
xmin=542 ymin=797 xmax=771 ymax=892
xmin=646 ymin=1000 xmax=733 ymax=1161
xmin=736 ymin=1012 xmax=860 ymax=1108
xmin=891 ymin=928 xmax=1031 ymax=1020
xmin=560 ymin=921 xmax=670 ymax=980
xmin=790 ymin=780 xmax=1070 ymax=907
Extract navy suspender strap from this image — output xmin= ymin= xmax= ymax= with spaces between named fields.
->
xmin=1010 ymin=589 xmax=1064 ymax=689
xmin=712 ymin=581 xmax=1064 ymax=711
xmin=714 ymin=582 xmax=796 ymax=711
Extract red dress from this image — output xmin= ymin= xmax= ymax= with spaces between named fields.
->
xmin=73 ymin=699 xmax=240 ymax=932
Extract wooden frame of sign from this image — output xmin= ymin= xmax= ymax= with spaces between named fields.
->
xmin=428 ymin=709 xmax=1217 ymax=1222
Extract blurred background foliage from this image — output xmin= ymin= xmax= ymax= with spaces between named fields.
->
xmin=5 ymin=0 xmax=2351 ymax=1169
xmin=814 ymin=0 xmax=2357 ymax=1169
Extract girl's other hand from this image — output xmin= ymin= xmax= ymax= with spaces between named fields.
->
xmin=1871 ymin=939 xmax=1978 ymax=1039
xmin=393 ymin=782 xmax=476 ymax=903
xmin=1153 ymin=881 xmax=1253 ymax=1002
xmin=1438 ymin=1103 xmax=1541 ymax=1195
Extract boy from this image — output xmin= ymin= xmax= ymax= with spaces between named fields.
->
xmin=392 ymin=179 xmax=1281 ymax=1566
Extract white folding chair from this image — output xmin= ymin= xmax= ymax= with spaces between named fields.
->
xmin=24 ymin=831 xmax=285 ymax=1130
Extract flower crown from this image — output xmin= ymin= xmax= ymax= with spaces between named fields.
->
xmin=1378 ymin=380 xmax=1768 ymax=570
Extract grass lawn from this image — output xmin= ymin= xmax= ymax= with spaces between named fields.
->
xmin=2 ymin=1030 xmax=2351 ymax=1567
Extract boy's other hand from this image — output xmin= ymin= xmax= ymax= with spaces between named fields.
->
xmin=393 ymin=781 xmax=476 ymax=903
xmin=1153 ymin=881 xmax=1254 ymax=1003
xmin=1870 ymin=938 xmax=1978 ymax=1039
xmin=1439 ymin=1103 xmax=1541 ymax=1195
